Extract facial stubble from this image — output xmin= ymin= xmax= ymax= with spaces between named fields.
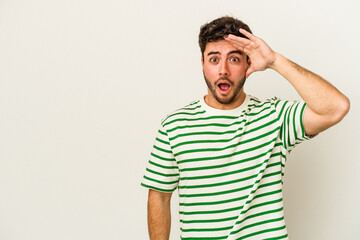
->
xmin=203 ymin=72 xmax=246 ymax=105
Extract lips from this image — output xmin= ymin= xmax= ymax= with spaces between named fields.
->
xmin=217 ymin=80 xmax=232 ymax=95
xmin=219 ymin=83 xmax=230 ymax=91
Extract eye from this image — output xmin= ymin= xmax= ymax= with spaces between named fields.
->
xmin=209 ymin=57 xmax=218 ymax=63
xmin=229 ymin=57 xmax=239 ymax=62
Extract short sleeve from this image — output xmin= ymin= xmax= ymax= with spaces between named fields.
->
xmin=274 ymin=98 xmax=311 ymax=153
xmin=141 ymin=125 xmax=179 ymax=192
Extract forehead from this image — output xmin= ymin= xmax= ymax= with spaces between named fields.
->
xmin=204 ymin=40 xmax=240 ymax=56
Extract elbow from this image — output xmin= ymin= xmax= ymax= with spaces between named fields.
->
xmin=332 ymin=96 xmax=350 ymax=124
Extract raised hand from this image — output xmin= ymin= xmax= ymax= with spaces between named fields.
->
xmin=224 ymin=29 xmax=277 ymax=78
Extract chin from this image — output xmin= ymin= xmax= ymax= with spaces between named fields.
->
xmin=215 ymin=95 xmax=236 ymax=104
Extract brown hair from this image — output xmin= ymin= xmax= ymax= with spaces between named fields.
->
xmin=198 ymin=16 xmax=252 ymax=57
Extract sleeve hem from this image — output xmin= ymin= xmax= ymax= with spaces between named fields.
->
xmin=301 ymin=104 xmax=317 ymax=140
xmin=141 ymin=183 xmax=176 ymax=193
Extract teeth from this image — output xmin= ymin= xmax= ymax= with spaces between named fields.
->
xmin=219 ymin=83 xmax=230 ymax=91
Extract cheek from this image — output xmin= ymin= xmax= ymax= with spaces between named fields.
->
xmin=203 ymin=65 xmax=218 ymax=78
xmin=230 ymin=64 xmax=247 ymax=76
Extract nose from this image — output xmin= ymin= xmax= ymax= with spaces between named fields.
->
xmin=219 ymin=60 xmax=229 ymax=76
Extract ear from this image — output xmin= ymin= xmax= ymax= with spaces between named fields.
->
xmin=201 ymin=55 xmax=204 ymax=68
xmin=246 ymin=56 xmax=251 ymax=69
xmin=245 ymin=57 xmax=254 ymax=79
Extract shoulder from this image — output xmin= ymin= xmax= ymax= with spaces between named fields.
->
xmin=160 ymin=99 xmax=204 ymax=127
xmin=246 ymin=95 xmax=279 ymax=111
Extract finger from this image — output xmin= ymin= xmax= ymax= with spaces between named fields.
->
xmin=225 ymin=34 xmax=251 ymax=45
xmin=239 ymin=28 xmax=256 ymax=40
xmin=224 ymin=39 xmax=245 ymax=51
xmin=224 ymin=38 xmax=250 ymax=50
xmin=245 ymin=67 xmax=254 ymax=79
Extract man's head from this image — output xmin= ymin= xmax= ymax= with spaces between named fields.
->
xmin=199 ymin=16 xmax=252 ymax=59
xmin=199 ymin=16 xmax=252 ymax=108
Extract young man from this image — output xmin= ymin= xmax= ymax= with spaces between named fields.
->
xmin=141 ymin=16 xmax=350 ymax=240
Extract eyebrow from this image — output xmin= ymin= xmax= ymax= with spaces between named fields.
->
xmin=229 ymin=50 xmax=243 ymax=55
xmin=207 ymin=50 xmax=244 ymax=56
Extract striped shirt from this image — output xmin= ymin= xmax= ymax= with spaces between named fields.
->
xmin=141 ymin=94 xmax=310 ymax=240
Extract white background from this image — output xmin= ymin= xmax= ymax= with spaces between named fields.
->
xmin=0 ymin=0 xmax=359 ymax=239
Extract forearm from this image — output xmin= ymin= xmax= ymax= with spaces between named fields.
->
xmin=270 ymin=53 xmax=350 ymax=120
xmin=148 ymin=190 xmax=172 ymax=240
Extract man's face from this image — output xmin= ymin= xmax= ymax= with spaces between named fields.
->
xmin=202 ymin=40 xmax=248 ymax=105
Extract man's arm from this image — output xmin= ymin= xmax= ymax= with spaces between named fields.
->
xmin=147 ymin=189 xmax=172 ymax=240
xmin=225 ymin=29 xmax=350 ymax=136
xmin=269 ymin=54 xmax=350 ymax=136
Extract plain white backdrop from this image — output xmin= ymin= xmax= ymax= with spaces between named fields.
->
xmin=0 ymin=0 xmax=359 ymax=239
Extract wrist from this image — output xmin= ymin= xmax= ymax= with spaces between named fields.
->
xmin=269 ymin=52 xmax=285 ymax=71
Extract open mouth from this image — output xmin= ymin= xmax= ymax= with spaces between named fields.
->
xmin=217 ymin=83 xmax=231 ymax=95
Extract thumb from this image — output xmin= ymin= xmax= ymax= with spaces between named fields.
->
xmin=245 ymin=67 xmax=254 ymax=79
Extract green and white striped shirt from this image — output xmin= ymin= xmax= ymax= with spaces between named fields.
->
xmin=141 ymin=94 xmax=310 ymax=240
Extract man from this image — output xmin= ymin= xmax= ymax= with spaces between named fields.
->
xmin=141 ymin=16 xmax=350 ymax=240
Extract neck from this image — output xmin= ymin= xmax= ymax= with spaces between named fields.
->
xmin=204 ymin=90 xmax=246 ymax=110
